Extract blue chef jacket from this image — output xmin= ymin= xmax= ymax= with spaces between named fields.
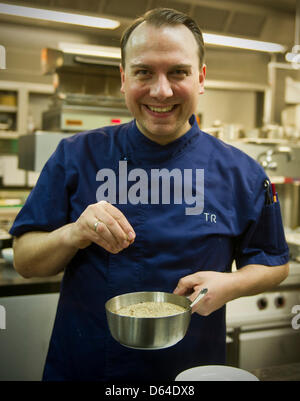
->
xmin=10 ymin=115 xmax=289 ymax=381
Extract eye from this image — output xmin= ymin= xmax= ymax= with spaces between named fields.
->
xmin=172 ymin=69 xmax=189 ymax=77
xmin=135 ymin=69 xmax=151 ymax=78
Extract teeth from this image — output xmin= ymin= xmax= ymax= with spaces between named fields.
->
xmin=148 ymin=105 xmax=174 ymax=113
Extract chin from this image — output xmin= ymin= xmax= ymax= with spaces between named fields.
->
xmin=144 ymin=125 xmax=176 ymax=138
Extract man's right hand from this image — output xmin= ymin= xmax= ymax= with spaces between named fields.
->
xmin=68 ymin=200 xmax=136 ymax=253
xmin=13 ymin=201 xmax=136 ymax=278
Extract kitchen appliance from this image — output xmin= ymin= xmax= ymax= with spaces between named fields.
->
xmin=41 ymin=48 xmax=132 ymax=132
xmin=0 ymin=293 xmax=59 ymax=380
xmin=18 ymin=131 xmax=73 ymax=172
xmin=226 ymin=260 xmax=300 ymax=370
xmin=42 ymin=104 xmax=132 ymax=132
xmin=105 ymin=289 xmax=207 ymax=350
xmin=42 ymin=93 xmax=132 ymax=132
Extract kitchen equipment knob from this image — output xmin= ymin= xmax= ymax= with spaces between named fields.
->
xmin=274 ymin=295 xmax=285 ymax=308
xmin=257 ymin=297 xmax=268 ymax=310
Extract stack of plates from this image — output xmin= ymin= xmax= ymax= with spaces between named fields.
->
xmin=175 ymin=365 xmax=259 ymax=381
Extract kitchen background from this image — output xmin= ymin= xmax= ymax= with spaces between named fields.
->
xmin=0 ymin=0 xmax=300 ymax=381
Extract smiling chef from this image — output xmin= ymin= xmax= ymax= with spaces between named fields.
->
xmin=10 ymin=8 xmax=289 ymax=381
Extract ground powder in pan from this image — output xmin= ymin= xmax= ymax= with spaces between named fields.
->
xmin=116 ymin=301 xmax=186 ymax=317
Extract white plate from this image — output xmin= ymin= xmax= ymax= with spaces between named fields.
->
xmin=175 ymin=365 xmax=259 ymax=381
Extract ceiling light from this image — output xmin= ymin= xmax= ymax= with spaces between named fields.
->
xmin=0 ymin=3 xmax=120 ymax=29
xmin=58 ymin=42 xmax=121 ymax=59
xmin=203 ymin=33 xmax=286 ymax=53
xmin=57 ymin=34 xmax=285 ymax=60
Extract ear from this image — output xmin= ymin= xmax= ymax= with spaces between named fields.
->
xmin=120 ymin=64 xmax=125 ymax=94
xmin=198 ymin=64 xmax=206 ymax=95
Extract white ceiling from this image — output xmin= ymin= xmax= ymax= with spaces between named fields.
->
xmin=0 ymin=0 xmax=297 ymax=48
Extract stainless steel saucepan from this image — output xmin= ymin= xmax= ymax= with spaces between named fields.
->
xmin=105 ymin=288 xmax=208 ymax=350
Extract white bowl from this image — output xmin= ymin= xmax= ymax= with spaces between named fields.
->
xmin=175 ymin=365 xmax=259 ymax=381
xmin=1 ymin=248 xmax=13 ymax=264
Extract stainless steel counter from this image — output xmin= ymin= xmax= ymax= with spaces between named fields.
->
xmin=0 ymin=259 xmax=62 ymax=296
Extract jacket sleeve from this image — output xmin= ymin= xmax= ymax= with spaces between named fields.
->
xmin=234 ymin=168 xmax=289 ymax=268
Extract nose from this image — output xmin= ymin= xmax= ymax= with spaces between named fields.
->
xmin=149 ymin=74 xmax=173 ymax=100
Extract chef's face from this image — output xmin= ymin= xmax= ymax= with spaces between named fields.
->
xmin=120 ymin=22 xmax=206 ymax=145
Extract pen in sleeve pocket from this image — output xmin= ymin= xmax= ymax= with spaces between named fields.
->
xmin=271 ymin=183 xmax=277 ymax=203
xmin=264 ymin=179 xmax=273 ymax=204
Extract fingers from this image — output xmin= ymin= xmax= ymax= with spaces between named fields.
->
xmin=81 ymin=201 xmax=136 ymax=254
xmin=174 ymin=271 xmax=232 ymax=317
xmin=174 ymin=276 xmax=209 ymax=316
xmin=95 ymin=201 xmax=135 ymax=243
xmin=173 ymin=272 xmax=203 ymax=296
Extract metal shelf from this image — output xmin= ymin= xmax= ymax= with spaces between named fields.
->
xmin=0 ymin=81 xmax=54 ymax=140
xmin=0 ymin=131 xmax=19 ymax=139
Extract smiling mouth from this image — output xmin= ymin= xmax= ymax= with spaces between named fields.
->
xmin=145 ymin=104 xmax=178 ymax=113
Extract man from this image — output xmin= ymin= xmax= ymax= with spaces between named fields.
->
xmin=10 ymin=8 xmax=289 ymax=381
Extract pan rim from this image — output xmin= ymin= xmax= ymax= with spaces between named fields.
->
xmin=105 ymin=290 xmax=191 ymax=319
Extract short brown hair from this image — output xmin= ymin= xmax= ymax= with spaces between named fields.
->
xmin=120 ymin=8 xmax=205 ymax=69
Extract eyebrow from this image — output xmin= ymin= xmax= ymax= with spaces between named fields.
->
xmin=129 ymin=63 xmax=151 ymax=69
xmin=170 ymin=64 xmax=192 ymax=69
xmin=129 ymin=63 xmax=192 ymax=70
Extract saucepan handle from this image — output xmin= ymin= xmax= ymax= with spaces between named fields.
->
xmin=189 ymin=288 xmax=208 ymax=311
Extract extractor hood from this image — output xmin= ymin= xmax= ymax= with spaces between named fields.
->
xmin=41 ymin=46 xmax=120 ymax=75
